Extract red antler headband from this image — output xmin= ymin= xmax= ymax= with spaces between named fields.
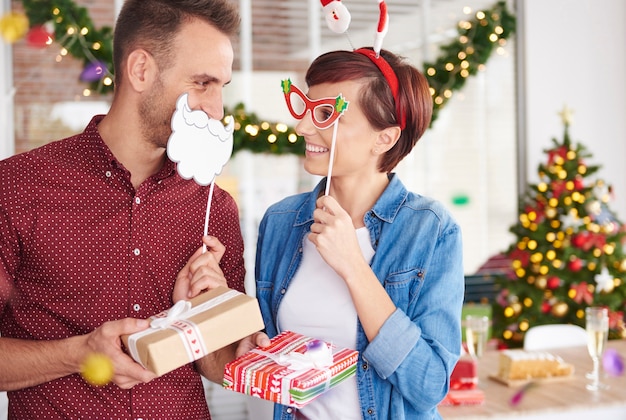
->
xmin=320 ymin=0 xmax=405 ymax=130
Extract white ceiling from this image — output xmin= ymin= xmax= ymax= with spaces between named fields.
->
xmin=230 ymin=0 xmax=502 ymax=71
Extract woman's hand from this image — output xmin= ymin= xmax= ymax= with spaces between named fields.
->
xmin=308 ymin=195 xmax=367 ymax=280
xmin=235 ymin=332 xmax=271 ymax=358
xmin=173 ymin=235 xmax=227 ymax=302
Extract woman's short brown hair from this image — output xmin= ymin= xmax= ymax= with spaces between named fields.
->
xmin=305 ymin=48 xmax=433 ymax=173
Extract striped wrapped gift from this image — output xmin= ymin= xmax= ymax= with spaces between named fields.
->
xmin=223 ymin=330 xmax=359 ymax=408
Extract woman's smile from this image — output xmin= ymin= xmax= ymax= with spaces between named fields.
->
xmin=305 ymin=142 xmax=330 ymax=154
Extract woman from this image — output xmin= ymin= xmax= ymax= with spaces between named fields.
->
xmin=255 ymin=47 xmax=464 ymax=419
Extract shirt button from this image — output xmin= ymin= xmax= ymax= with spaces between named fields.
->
xmin=286 ymin=408 xmax=293 ymax=414
xmin=280 ymin=288 xmax=287 ymax=295
xmin=367 ymin=408 xmax=374 ymax=415
xmin=362 ymin=362 xmax=368 ymax=370
xmin=133 ymin=248 xmax=140 ymax=256
xmin=135 ymin=197 xmax=141 ymax=204
xmin=105 ymin=171 xmax=112 ymax=178
xmin=133 ymin=304 xmax=141 ymax=312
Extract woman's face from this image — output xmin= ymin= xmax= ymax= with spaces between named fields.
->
xmin=296 ymin=80 xmax=382 ymax=179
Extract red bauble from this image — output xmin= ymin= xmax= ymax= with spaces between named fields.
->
xmin=568 ymin=258 xmax=583 ymax=272
xmin=574 ymin=176 xmax=585 ymax=190
xmin=547 ymin=276 xmax=561 ymax=289
xmin=541 ymin=301 xmax=552 ymax=314
xmin=26 ymin=25 xmax=53 ymax=48
xmin=571 ymin=233 xmax=586 ymax=248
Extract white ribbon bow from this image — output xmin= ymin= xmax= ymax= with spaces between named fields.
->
xmin=150 ymin=300 xmax=193 ymax=329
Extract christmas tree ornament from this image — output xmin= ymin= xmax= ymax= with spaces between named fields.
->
xmin=594 ymin=267 xmax=614 ymax=293
xmin=550 ymin=302 xmax=568 ymax=317
xmin=535 ymin=276 xmax=547 ymax=290
xmin=546 ymin=276 xmax=560 ymax=289
xmin=0 ymin=11 xmax=29 ymax=43
xmin=570 ymin=282 xmax=593 ymax=305
xmin=544 ymin=207 xmax=557 ymax=219
xmin=26 ymin=25 xmax=53 ymax=48
xmin=567 ymin=257 xmax=583 ymax=272
xmin=80 ymin=60 xmax=108 ymax=82
xmin=80 ymin=353 xmax=114 ymax=386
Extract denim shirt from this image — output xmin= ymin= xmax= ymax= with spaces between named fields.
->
xmin=255 ymin=174 xmax=464 ymax=420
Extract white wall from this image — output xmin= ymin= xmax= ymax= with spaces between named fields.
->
xmin=1 ymin=0 xmax=15 ymax=160
xmin=520 ymin=0 xmax=626 ymax=220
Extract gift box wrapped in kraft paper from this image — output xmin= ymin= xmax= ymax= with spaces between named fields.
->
xmin=122 ymin=286 xmax=264 ymax=377
xmin=223 ymin=330 xmax=359 ymax=408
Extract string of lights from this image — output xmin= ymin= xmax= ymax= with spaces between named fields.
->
xmin=3 ymin=0 xmax=515 ymax=155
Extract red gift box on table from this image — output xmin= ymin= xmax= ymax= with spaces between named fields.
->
xmin=439 ymin=389 xmax=485 ymax=406
xmin=449 ymin=356 xmax=478 ymax=390
xmin=440 ymin=356 xmax=484 ymax=406
xmin=223 ymin=330 xmax=359 ymax=408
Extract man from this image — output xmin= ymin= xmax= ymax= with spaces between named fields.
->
xmin=0 ymin=1 xmax=264 ymax=418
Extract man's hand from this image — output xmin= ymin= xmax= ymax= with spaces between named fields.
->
xmin=173 ymin=235 xmax=228 ymax=302
xmin=83 ymin=318 xmax=158 ymax=389
xmin=0 ymin=318 xmax=157 ymax=391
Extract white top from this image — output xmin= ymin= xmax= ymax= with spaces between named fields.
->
xmin=277 ymin=227 xmax=375 ymax=419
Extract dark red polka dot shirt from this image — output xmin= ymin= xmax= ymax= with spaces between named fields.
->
xmin=0 ymin=115 xmax=246 ymax=419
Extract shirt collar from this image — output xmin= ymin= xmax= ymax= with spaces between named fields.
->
xmin=83 ymin=115 xmax=176 ymax=182
xmin=295 ymin=173 xmax=408 ymax=226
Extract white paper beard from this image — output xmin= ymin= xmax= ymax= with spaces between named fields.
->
xmin=167 ymin=93 xmax=234 ymax=186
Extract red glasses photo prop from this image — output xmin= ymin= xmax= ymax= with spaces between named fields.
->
xmin=281 ymin=79 xmax=349 ymax=130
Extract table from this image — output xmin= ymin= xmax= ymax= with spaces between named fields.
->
xmin=439 ymin=339 xmax=626 ymax=420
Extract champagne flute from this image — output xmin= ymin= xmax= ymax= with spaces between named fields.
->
xmin=465 ymin=315 xmax=489 ymax=358
xmin=585 ymin=307 xmax=609 ymax=391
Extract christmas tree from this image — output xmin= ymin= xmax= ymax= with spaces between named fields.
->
xmin=492 ymin=107 xmax=626 ymax=348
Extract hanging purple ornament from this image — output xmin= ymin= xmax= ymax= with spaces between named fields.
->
xmin=80 ymin=61 xmax=107 ymax=82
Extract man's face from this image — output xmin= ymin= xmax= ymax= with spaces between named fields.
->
xmin=139 ymin=18 xmax=234 ymax=149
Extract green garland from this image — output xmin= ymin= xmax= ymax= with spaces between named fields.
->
xmin=18 ymin=0 xmax=515 ymax=155
xmin=21 ymin=0 xmax=114 ymax=93
xmin=424 ymin=0 xmax=516 ymax=124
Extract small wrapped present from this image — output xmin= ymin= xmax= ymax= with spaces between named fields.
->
xmin=122 ymin=286 xmax=264 ymax=377
xmin=223 ymin=330 xmax=359 ymax=408
xmin=439 ymin=388 xmax=485 ymax=406
xmin=440 ymin=356 xmax=483 ymax=406
xmin=449 ymin=356 xmax=478 ymax=390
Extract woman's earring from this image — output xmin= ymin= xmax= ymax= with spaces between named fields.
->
xmin=373 ymin=148 xmax=380 ymax=154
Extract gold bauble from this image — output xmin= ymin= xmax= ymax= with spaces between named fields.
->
xmin=535 ymin=276 xmax=547 ymax=289
xmin=0 ymin=12 xmax=29 ymax=43
xmin=545 ymin=208 xmax=557 ymax=219
xmin=551 ymin=302 xmax=569 ymax=317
